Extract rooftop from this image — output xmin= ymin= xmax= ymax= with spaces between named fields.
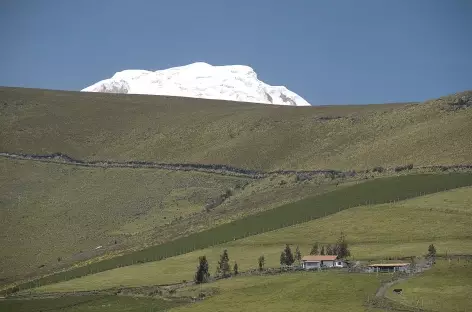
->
xmin=368 ymin=263 xmax=410 ymax=267
xmin=301 ymin=255 xmax=338 ymax=262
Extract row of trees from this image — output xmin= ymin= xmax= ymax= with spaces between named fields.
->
xmin=309 ymin=232 xmax=351 ymax=258
xmin=279 ymin=244 xmax=301 ymax=266
xmin=195 ymin=233 xmax=351 ymax=283
xmin=195 ymin=249 xmax=240 ymax=284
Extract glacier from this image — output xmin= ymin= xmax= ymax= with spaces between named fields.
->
xmin=81 ymin=62 xmax=311 ymax=106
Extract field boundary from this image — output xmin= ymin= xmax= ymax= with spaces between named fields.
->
xmin=3 ymin=152 xmax=472 ymax=179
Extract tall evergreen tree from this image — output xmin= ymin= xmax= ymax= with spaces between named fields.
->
xmin=283 ymin=244 xmax=295 ymax=265
xmin=258 ymin=255 xmax=265 ymax=271
xmin=310 ymin=242 xmax=319 ymax=255
xmin=280 ymin=251 xmax=287 ymax=266
xmin=218 ymin=249 xmax=231 ymax=277
xmin=233 ymin=262 xmax=239 ymax=275
xmin=194 ymin=256 xmax=210 ymax=284
xmin=427 ymin=244 xmax=437 ymax=259
xmin=336 ymin=232 xmax=351 ymax=258
xmin=325 ymin=244 xmax=333 ymax=255
xmin=295 ymin=245 xmax=302 ymax=265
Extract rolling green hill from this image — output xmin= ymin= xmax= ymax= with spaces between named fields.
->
xmin=34 ymin=185 xmax=472 ymax=292
xmin=5 ymin=172 xmax=472 ymax=295
xmin=171 ymin=271 xmax=380 ymax=312
xmin=0 ymin=158 xmax=250 ymax=283
xmin=1 ymin=86 xmax=471 ymax=307
xmin=386 ymin=260 xmax=472 ymax=312
xmin=1 ymin=87 xmax=471 ymax=171
xmin=0 ymin=156 xmax=346 ymax=284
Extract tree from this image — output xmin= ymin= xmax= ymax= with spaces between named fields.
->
xmin=258 ymin=255 xmax=265 ymax=271
xmin=295 ymin=245 xmax=302 ymax=265
xmin=310 ymin=242 xmax=319 ymax=255
xmin=218 ymin=249 xmax=231 ymax=277
xmin=194 ymin=256 xmax=210 ymax=284
xmin=233 ymin=262 xmax=239 ymax=275
xmin=320 ymin=245 xmax=326 ymax=255
xmin=283 ymin=244 xmax=295 ymax=265
xmin=410 ymin=256 xmax=417 ymax=272
xmin=336 ymin=232 xmax=351 ymax=259
xmin=427 ymin=244 xmax=437 ymax=261
xmin=325 ymin=244 xmax=333 ymax=255
xmin=280 ymin=251 xmax=287 ymax=266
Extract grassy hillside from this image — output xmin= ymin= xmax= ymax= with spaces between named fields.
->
xmin=169 ymin=272 xmax=379 ymax=312
xmin=35 ymin=185 xmax=472 ymax=291
xmin=0 ymin=158 xmax=252 ymax=283
xmin=2 ymin=86 xmax=472 ymax=308
xmin=386 ymin=260 xmax=472 ymax=312
xmin=1 ymin=156 xmax=349 ymax=284
xmin=1 ymin=87 xmax=471 ymax=171
xmin=0 ymin=273 xmax=381 ymax=312
xmin=4 ymin=173 xmax=464 ymax=289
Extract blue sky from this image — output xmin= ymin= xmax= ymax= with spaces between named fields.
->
xmin=1 ymin=0 xmax=471 ymax=105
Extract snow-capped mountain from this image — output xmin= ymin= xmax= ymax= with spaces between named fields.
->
xmin=81 ymin=62 xmax=311 ymax=106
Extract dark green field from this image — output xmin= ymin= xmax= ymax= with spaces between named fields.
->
xmin=4 ymin=172 xmax=472 ymax=295
xmin=0 ymin=295 xmax=183 ymax=312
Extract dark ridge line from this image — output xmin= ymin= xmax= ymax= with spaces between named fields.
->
xmin=0 ymin=152 xmax=346 ymax=178
xmin=1 ymin=152 xmax=472 ymax=179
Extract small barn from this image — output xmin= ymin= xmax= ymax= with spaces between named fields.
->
xmin=367 ymin=263 xmax=410 ymax=273
xmin=301 ymin=255 xmax=346 ymax=270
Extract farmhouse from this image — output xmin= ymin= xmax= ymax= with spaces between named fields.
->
xmin=367 ymin=263 xmax=410 ymax=273
xmin=301 ymin=255 xmax=345 ymax=270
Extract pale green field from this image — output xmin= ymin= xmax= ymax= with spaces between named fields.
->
xmin=169 ymin=271 xmax=380 ymax=312
xmin=36 ymin=186 xmax=472 ymax=292
xmin=386 ymin=260 xmax=472 ymax=312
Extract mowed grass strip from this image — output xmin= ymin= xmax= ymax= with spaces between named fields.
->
xmin=5 ymin=173 xmax=472 ymax=294
xmin=36 ymin=186 xmax=472 ymax=291
xmin=0 ymin=295 xmax=184 ymax=312
xmin=386 ymin=260 xmax=472 ymax=312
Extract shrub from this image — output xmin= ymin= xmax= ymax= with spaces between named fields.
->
xmin=233 ymin=262 xmax=239 ymax=275
xmin=373 ymin=166 xmax=384 ymax=173
xmin=394 ymin=164 xmax=414 ymax=172
xmin=258 ymin=255 xmax=265 ymax=271
xmin=10 ymin=286 xmax=20 ymax=294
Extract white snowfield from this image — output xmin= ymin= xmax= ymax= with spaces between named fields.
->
xmin=81 ymin=62 xmax=311 ymax=106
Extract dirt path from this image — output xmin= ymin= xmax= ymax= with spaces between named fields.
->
xmin=375 ymin=276 xmax=411 ymax=298
xmin=370 ymin=263 xmax=433 ymax=312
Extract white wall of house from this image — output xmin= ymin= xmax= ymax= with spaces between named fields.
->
xmin=321 ymin=260 xmax=345 ymax=268
xmin=334 ymin=260 xmax=345 ymax=268
xmin=322 ymin=260 xmax=335 ymax=267
xmin=302 ymin=261 xmax=321 ymax=269
xmin=302 ymin=259 xmax=345 ymax=270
